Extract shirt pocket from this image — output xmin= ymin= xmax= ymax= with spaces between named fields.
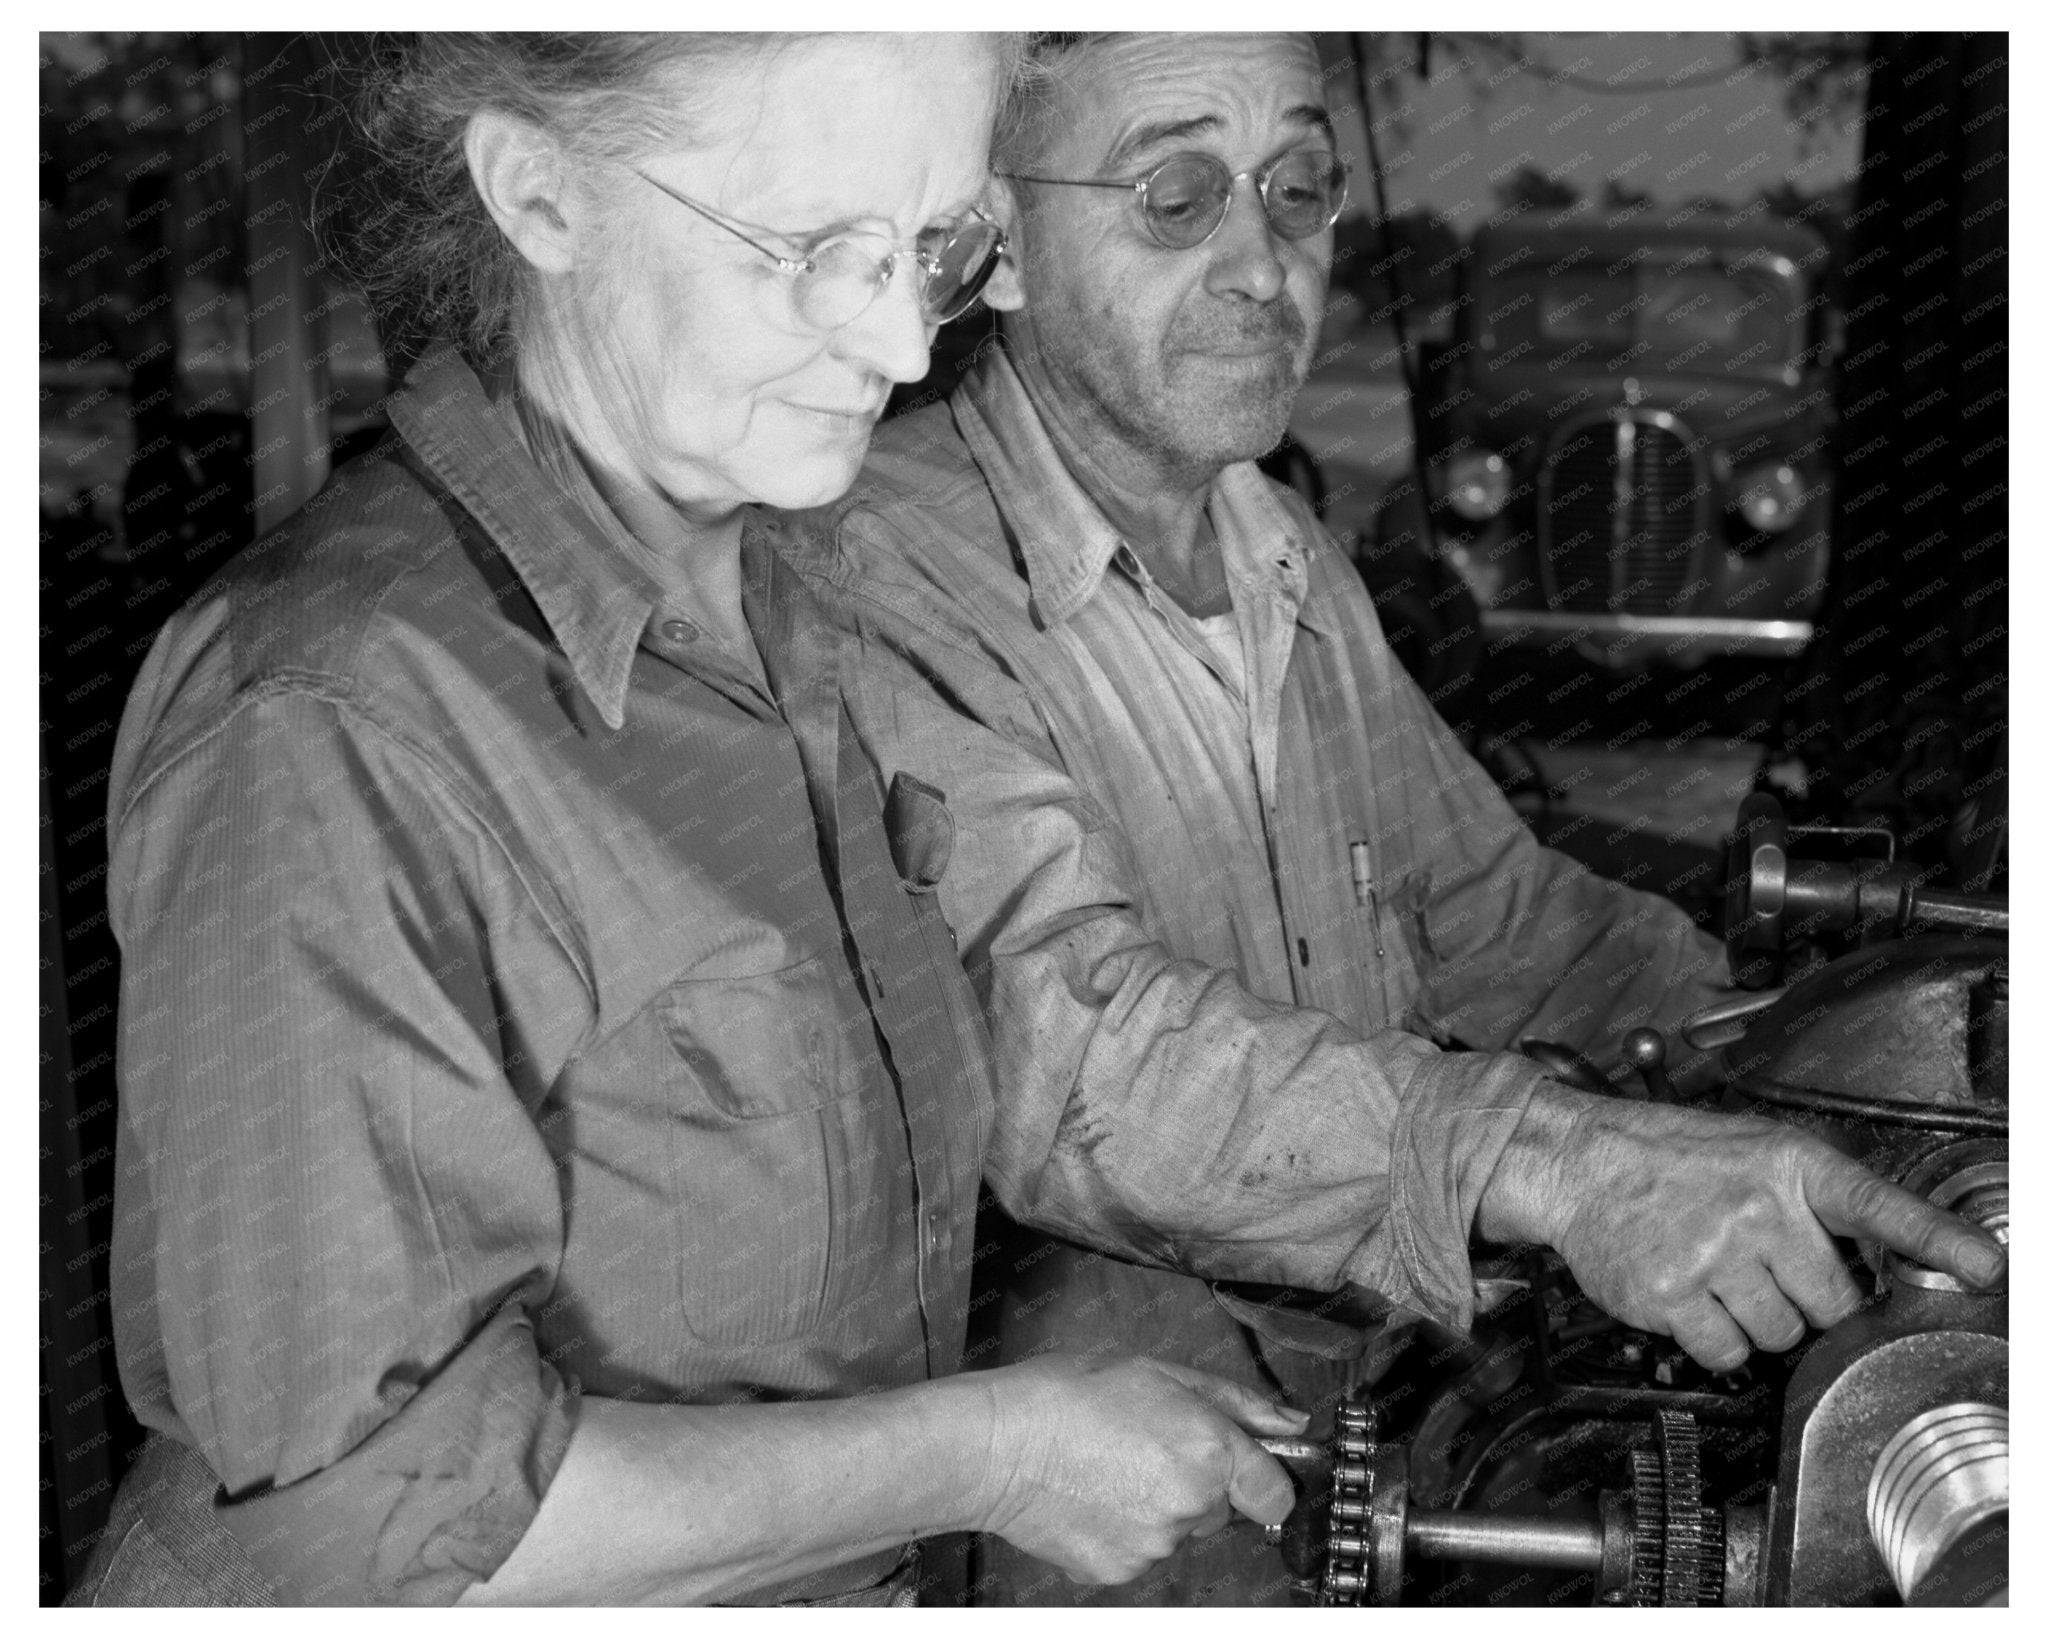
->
xmin=883 ymin=771 xmax=953 ymax=893
xmin=1379 ymin=867 xmax=1443 ymax=1038
xmin=657 ymin=951 xmax=892 ymax=1347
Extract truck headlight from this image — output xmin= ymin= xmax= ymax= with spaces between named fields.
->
xmin=1736 ymin=462 xmax=1807 ymax=533
xmin=1442 ymin=450 xmax=1510 ymax=521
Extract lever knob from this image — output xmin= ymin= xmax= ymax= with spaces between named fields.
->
xmin=1621 ymin=1028 xmax=1671 ymax=1102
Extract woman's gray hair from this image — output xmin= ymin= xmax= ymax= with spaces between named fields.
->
xmin=991 ymin=32 xmax=1101 ymax=171
xmin=331 ymin=32 xmax=1029 ymax=372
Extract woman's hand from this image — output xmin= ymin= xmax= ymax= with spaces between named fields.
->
xmin=1479 ymin=1086 xmax=2007 ymax=1371
xmin=973 ymin=1353 xmax=1302 ymax=1585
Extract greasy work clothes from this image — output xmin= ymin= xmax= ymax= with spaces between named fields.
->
xmin=785 ymin=347 xmax=1732 ymax=1604
xmin=99 ymin=347 xmax=994 ymax=1605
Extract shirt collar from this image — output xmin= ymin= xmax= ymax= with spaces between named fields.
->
xmin=953 ymin=345 xmax=1332 ymax=636
xmin=384 ymin=344 xmax=660 ymax=731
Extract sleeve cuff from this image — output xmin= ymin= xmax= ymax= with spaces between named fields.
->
xmin=215 ymin=1301 xmax=578 ymax=1605
xmin=1363 ymin=1049 xmax=1549 ymax=1334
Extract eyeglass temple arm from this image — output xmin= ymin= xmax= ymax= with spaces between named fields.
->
xmin=635 ymin=171 xmax=809 ymax=272
xmin=995 ymin=170 xmax=1143 ymax=193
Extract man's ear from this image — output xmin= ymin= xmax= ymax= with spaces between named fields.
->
xmin=464 ymin=109 xmax=576 ymax=276
xmin=980 ymin=174 xmax=1026 ymax=312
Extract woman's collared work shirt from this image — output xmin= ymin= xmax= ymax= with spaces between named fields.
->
xmin=105 ymin=348 xmax=992 ymax=1604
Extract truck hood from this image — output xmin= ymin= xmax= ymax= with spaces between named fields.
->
xmin=1461 ymin=358 xmax=1823 ymax=453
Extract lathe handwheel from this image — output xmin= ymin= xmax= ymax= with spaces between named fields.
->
xmin=1726 ymin=793 xmax=1790 ymax=984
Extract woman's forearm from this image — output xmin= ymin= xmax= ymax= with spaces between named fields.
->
xmin=458 ymin=1373 xmax=1001 ymax=1606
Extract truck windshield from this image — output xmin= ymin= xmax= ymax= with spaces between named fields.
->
xmin=1484 ymin=259 xmax=1793 ymax=374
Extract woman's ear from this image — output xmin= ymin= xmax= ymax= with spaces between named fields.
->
xmin=464 ymin=110 xmax=576 ymax=276
xmin=980 ymin=174 xmax=1025 ymax=312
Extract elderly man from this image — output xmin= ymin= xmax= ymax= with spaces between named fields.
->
xmin=785 ymin=31 xmax=2004 ymax=1606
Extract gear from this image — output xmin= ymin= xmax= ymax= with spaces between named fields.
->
xmin=1694 ymin=1503 xmax=1726 ymax=1606
xmin=1629 ymin=1448 xmax=1666 ymax=1605
xmin=1657 ymin=1410 xmax=1708 ymax=1605
xmin=1627 ymin=1411 xmax=1722 ymax=1605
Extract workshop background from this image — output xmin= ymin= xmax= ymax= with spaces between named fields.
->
xmin=38 ymin=33 xmax=2007 ymax=1603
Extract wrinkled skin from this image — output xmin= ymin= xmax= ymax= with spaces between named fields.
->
xmin=980 ymin=31 xmax=1333 ymax=597
xmin=1480 ymin=1088 xmax=2008 ymax=1371
xmin=977 ymin=1353 xmax=1301 ymax=1584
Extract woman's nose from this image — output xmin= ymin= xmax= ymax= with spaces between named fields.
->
xmin=830 ymin=260 xmax=934 ymax=385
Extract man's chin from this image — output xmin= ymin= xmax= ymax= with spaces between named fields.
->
xmin=1170 ymin=353 xmax=1304 ymax=444
xmin=1167 ymin=390 xmax=1299 ymax=472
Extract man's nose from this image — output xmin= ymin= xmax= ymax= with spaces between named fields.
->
xmin=1202 ymin=182 xmax=1288 ymax=304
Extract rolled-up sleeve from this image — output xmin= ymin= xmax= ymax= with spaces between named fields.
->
xmin=110 ymin=685 xmax=585 ymax=1603
xmin=824 ymin=540 xmax=1543 ymax=1333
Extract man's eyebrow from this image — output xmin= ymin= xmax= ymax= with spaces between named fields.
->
xmin=1284 ymin=103 xmax=1336 ymax=141
xmin=1102 ymin=104 xmax=1337 ymax=175
xmin=1103 ymin=113 xmax=1224 ymax=173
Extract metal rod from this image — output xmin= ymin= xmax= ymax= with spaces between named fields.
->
xmin=1910 ymin=890 xmax=2009 ymax=933
xmin=1405 ymin=1510 xmax=1605 ymax=1570
xmin=1257 ymin=1438 xmax=1326 ymax=1463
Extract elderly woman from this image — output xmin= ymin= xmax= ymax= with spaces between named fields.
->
xmin=78 ymin=34 xmax=1300 ymax=1607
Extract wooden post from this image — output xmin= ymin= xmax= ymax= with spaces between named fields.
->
xmin=242 ymin=33 xmax=331 ymax=534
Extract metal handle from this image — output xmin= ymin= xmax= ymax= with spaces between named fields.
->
xmin=1520 ymin=1038 xmax=1629 ymax=1100
xmin=1681 ymin=989 xmax=1786 ymax=1050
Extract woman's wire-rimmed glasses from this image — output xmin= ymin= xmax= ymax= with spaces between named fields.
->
xmin=1000 ymin=149 xmax=1348 ymax=252
xmin=631 ymin=169 xmax=1006 ymax=333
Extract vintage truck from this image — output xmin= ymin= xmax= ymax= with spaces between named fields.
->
xmin=1369 ymin=209 xmax=1836 ymax=682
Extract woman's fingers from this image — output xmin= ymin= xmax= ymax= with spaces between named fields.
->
xmin=1151 ymin=1358 xmax=1309 ymax=1437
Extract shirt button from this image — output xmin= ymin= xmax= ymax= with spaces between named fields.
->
xmin=921 ymin=1208 xmax=942 ymax=1259
xmin=660 ymin=618 xmax=700 ymax=644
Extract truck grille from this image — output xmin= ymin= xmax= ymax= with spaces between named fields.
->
xmin=1538 ymin=416 xmax=1708 ymax=615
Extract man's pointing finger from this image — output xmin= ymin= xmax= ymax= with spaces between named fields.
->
xmin=1806 ymin=1154 xmax=2005 ymax=1288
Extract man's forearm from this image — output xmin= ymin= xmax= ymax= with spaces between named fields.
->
xmin=1471 ymin=1079 xmax=1595 ymax=1247
xmin=458 ymin=1374 xmax=1001 ymax=1605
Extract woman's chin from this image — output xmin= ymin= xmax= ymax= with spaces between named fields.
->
xmin=743 ymin=442 xmax=872 ymax=512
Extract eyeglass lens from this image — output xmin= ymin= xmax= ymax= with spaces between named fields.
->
xmin=793 ymin=220 xmax=1005 ymax=332
xmin=1143 ymin=151 xmax=1345 ymax=250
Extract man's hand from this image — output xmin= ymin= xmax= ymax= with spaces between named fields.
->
xmin=1479 ymin=1086 xmax=2008 ymax=1371
xmin=973 ymin=1353 xmax=1301 ymax=1584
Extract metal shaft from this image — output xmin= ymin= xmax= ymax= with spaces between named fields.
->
xmin=1909 ymin=889 xmax=2009 ymax=934
xmin=1404 ymin=1510 xmax=1606 ymax=1570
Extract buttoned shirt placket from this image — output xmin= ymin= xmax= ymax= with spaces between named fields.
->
xmin=745 ymin=523 xmax=968 ymax=1379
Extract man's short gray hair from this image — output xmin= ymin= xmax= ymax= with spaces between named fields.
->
xmin=993 ymin=32 xmax=1117 ymax=171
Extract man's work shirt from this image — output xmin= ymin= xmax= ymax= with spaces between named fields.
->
xmin=104 ymin=348 xmax=993 ymax=1604
xmin=787 ymin=348 xmax=1732 ymax=1333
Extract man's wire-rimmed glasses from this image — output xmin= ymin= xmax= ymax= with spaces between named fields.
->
xmin=1001 ymin=149 xmax=1348 ymax=252
xmin=632 ymin=169 xmax=1006 ymax=332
